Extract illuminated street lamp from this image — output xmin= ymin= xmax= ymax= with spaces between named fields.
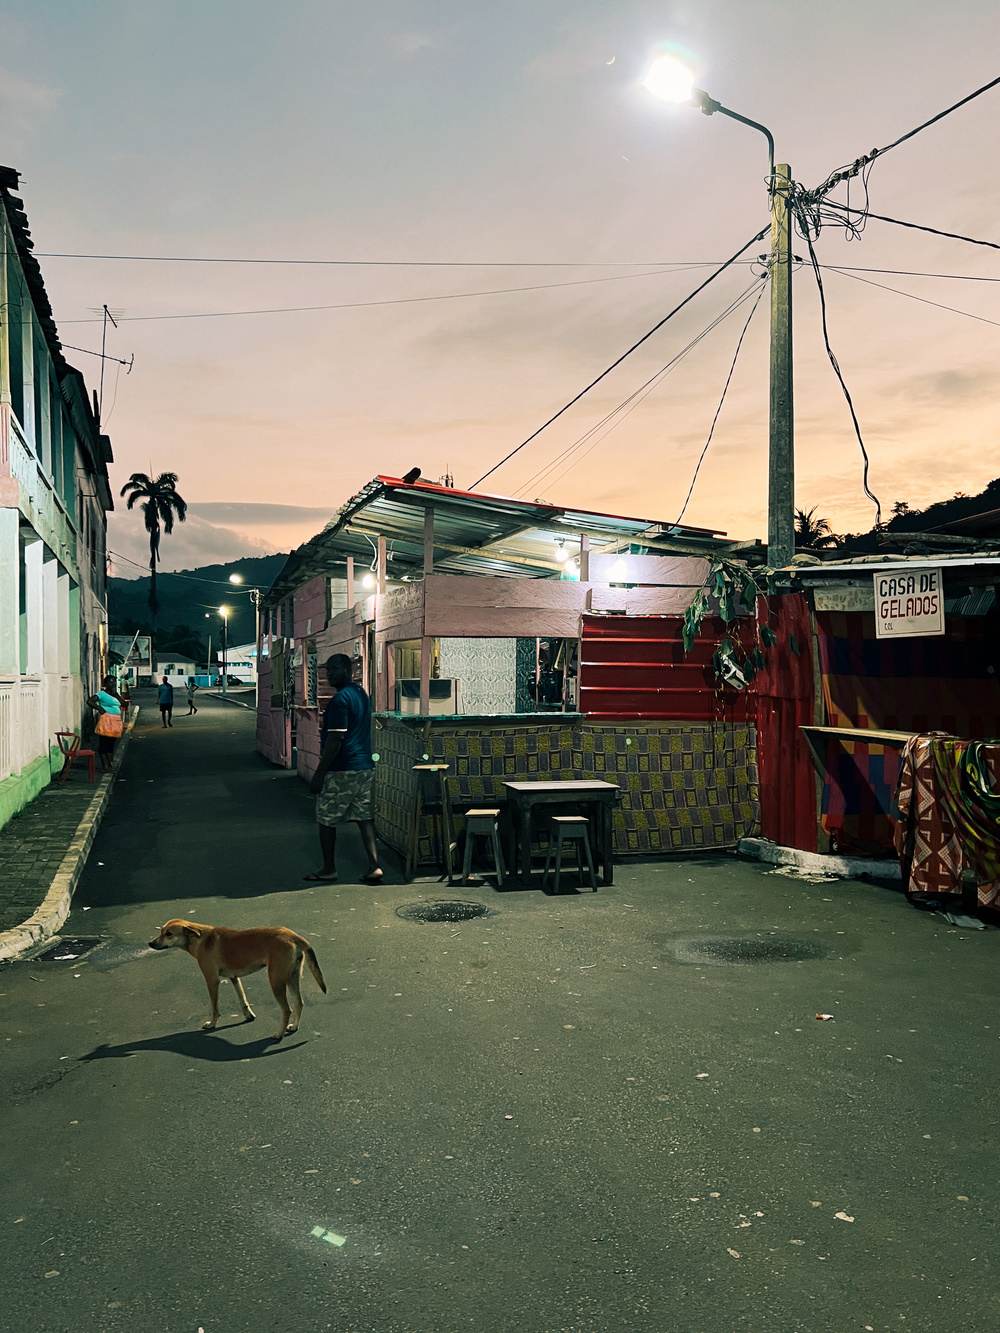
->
xmin=643 ymin=54 xmax=794 ymax=566
xmin=226 ymin=572 xmax=262 ymax=692
xmin=218 ymin=605 xmax=230 ymax=696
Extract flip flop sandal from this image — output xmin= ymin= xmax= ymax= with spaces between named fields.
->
xmin=303 ymin=871 xmax=338 ymax=882
xmin=361 ymin=872 xmax=384 ymax=885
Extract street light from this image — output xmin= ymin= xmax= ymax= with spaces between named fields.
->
xmin=643 ymin=55 xmax=794 ymax=567
xmin=218 ymin=605 xmax=230 ymax=697
xmin=226 ymin=573 xmax=263 ymax=701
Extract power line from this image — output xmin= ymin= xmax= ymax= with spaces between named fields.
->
xmin=469 ymin=224 xmax=771 ymax=490
xmin=108 ymin=550 xmax=267 ymax=587
xmin=513 ymin=278 xmax=766 ymax=500
xmin=825 ymin=265 xmax=1000 ymax=329
xmin=59 ymin=266 xmax=712 ymax=324
xmin=810 ymin=72 xmax=1000 ymax=201
xmin=39 ymin=251 xmax=726 ymax=269
xmin=39 ymin=247 xmax=1000 ymax=284
xmin=802 ymin=233 xmax=882 ymax=525
xmin=822 ymin=203 xmax=1000 ymax=253
xmin=823 ymin=265 xmax=1000 ymax=283
xmin=675 ymin=284 xmax=767 ymax=525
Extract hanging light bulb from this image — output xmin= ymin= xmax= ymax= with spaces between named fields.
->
xmin=362 ymin=572 xmax=377 ymax=590
xmin=554 ymin=540 xmax=569 ymax=563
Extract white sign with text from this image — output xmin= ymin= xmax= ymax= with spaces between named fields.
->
xmin=873 ymin=566 xmax=945 ymax=639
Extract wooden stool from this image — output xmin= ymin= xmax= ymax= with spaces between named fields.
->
xmin=543 ymin=815 xmax=597 ymax=893
xmin=406 ymin=763 xmax=455 ymax=883
xmin=461 ymin=808 xmax=505 ymax=887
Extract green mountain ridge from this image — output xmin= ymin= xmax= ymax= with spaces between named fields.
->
xmin=108 ymin=553 xmax=288 ymax=656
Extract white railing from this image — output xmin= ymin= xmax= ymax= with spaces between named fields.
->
xmin=0 ymin=682 xmax=13 ymax=781
xmin=9 ymin=423 xmax=35 ymax=498
xmin=17 ymin=678 xmax=44 ymax=774
xmin=0 ymin=677 xmax=50 ymax=782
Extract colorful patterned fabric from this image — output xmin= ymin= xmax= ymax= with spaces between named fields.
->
xmin=817 ymin=612 xmax=1000 ymax=853
xmin=892 ymin=734 xmax=965 ymax=899
xmin=930 ymin=740 xmax=1000 ymax=894
xmin=892 ymin=733 xmax=1000 ymax=907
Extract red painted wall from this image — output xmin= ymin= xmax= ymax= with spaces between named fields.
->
xmin=579 ymin=614 xmax=754 ymax=721
xmin=752 ymin=593 xmax=817 ymax=853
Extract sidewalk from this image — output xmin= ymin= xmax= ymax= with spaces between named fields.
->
xmin=0 ymin=708 xmax=138 ymax=961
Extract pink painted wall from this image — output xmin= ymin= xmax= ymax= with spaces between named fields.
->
xmin=255 ymin=656 xmax=291 ymax=766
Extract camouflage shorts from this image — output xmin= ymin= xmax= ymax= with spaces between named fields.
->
xmin=316 ymin=769 xmax=374 ymax=826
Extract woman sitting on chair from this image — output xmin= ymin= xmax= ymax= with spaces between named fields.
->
xmin=88 ymin=675 xmax=124 ymax=774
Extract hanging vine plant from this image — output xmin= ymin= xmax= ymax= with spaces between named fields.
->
xmin=681 ymin=557 xmax=779 ymax=688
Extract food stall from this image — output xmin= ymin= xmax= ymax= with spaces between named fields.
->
xmin=257 ymin=474 xmax=760 ymax=878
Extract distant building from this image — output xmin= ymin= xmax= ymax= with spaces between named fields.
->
xmin=220 ymin=642 xmax=257 ymax=684
xmin=0 ymin=165 xmax=113 ymax=827
xmin=109 ymin=634 xmax=152 ymax=688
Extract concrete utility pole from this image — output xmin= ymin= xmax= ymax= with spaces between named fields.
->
xmin=768 ymin=163 xmax=794 ymax=568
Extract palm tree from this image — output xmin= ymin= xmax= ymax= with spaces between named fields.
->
xmin=794 ymin=506 xmax=838 ymax=549
xmin=119 ymin=472 xmax=187 ymax=614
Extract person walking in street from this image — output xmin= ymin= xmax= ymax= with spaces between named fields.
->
xmin=185 ymin=676 xmax=199 ymax=715
xmin=88 ymin=675 xmax=124 ymax=774
xmin=158 ymin=676 xmax=174 ymax=728
xmin=306 ymin=653 xmax=382 ymax=884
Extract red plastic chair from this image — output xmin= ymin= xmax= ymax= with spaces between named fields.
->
xmin=56 ymin=732 xmax=96 ymax=784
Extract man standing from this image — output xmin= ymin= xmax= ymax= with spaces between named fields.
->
xmin=157 ymin=676 xmax=174 ymax=728
xmin=306 ymin=654 xmax=382 ymax=884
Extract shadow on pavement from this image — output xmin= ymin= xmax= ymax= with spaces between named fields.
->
xmin=78 ymin=1030 xmax=307 ymax=1063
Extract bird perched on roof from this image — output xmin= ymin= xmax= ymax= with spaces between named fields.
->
xmin=401 ymin=467 xmax=421 ymax=484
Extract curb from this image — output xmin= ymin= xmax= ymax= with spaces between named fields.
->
xmin=0 ymin=707 xmax=140 ymax=964
xmin=738 ymin=835 xmax=902 ymax=881
xmin=202 ymin=691 xmax=256 ymax=710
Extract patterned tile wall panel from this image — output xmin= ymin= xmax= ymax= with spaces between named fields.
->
xmin=371 ymin=719 xmax=423 ymax=855
xmin=373 ymin=718 xmax=759 ymax=862
xmin=438 ymin=637 xmax=518 ymax=714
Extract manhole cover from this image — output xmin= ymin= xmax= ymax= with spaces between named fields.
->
xmin=33 ymin=936 xmax=105 ymax=962
xmin=396 ymin=901 xmax=490 ymax=924
xmin=665 ymin=934 xmax=831 ymax=966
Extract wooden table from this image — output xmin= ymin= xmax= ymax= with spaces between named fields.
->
xmin=503 ymin=780 xmax=620 ymax=886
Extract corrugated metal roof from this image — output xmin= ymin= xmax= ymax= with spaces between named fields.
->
xmin=264 ymin=474 xmax=731 ymax=604
xmin=793 ymin=554 xmax=1000 ymax=577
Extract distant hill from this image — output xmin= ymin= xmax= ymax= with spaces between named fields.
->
xmin=108 ymin=553 xmax=289 ymax=654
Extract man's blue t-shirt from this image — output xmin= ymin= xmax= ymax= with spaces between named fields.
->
xmin=321 ymin=682 xmax=374 ymax=771
xmin=157 ymin=683 xmax=174 ymax=707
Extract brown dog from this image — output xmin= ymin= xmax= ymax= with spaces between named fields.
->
xmin=148 ymin=918 xmax=327 ymax=1039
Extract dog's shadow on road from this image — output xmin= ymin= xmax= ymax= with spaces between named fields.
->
xmin=78 ymin=1028 xmax=307 ymax=1064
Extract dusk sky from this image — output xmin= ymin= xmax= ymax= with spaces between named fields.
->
xmin=4 ymin=1 xmax=1000 ymax=574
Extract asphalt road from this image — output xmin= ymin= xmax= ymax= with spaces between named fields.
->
xmin=3 ymin=692 xmax=1000 ymax=1333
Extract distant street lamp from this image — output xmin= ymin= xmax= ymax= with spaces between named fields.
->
xmin=218 ymin=606 xmax=230 ymax=696
xmin=227 ymin=572 xmax=263 ymax=688
xmin=643 ymin=54 xmax=794 ymax=566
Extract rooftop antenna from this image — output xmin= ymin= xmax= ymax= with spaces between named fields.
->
xmin=99 ymin=304 xmax=117 ymax=425
xmin=86 ymin=305 xmax=126 ymax=426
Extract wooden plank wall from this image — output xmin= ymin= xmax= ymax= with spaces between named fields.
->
xmin=421 ymin=571 xmax=707 ymax=638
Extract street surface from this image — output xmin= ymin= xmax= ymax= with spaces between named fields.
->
xmin=3 ymin=692 xmax=999 ymax=1332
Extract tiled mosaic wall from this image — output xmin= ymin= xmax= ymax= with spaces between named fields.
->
xmin=373 ymin=718 xmax=759 ymax=864
xmin=438 ymin=637 xmax=517 ymax=714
